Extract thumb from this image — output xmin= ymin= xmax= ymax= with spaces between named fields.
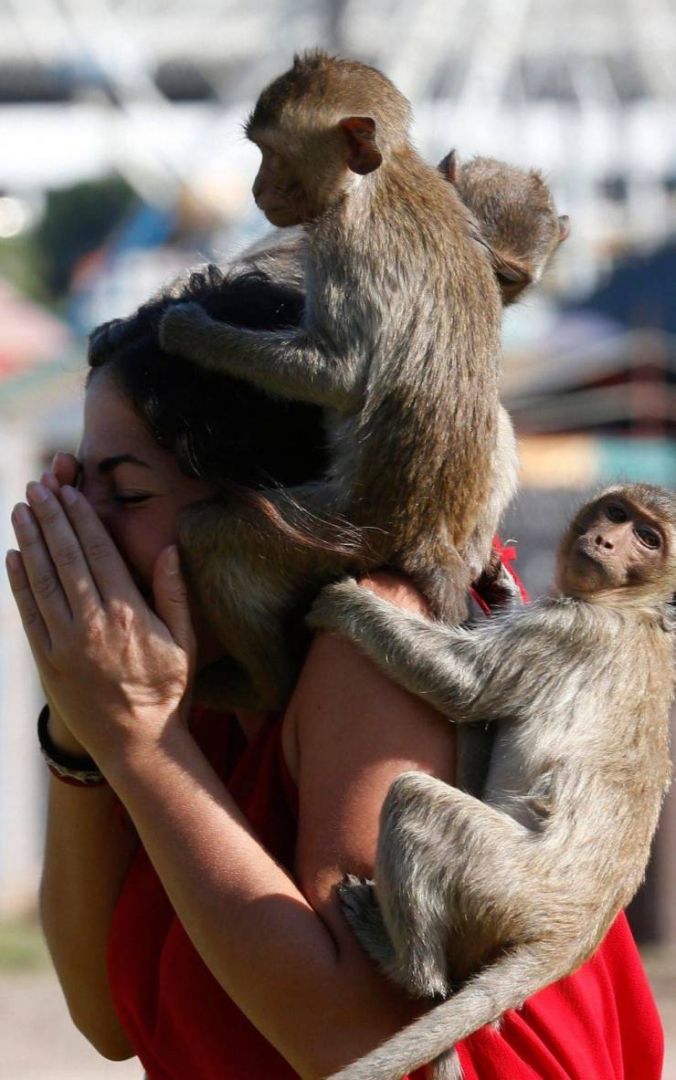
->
xmin=153 ymin=545 xmax=196 ymax=657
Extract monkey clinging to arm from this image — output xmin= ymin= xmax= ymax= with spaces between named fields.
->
xmin=308 ymin=482 xmax=675 ymax=1080
xmin=157 ymin=51 xmax=509 ymax=708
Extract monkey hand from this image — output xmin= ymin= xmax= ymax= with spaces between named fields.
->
xmin=159 ymin=301 xmax=217 ymax=360
xmin=308 ymin=571 xmax=429 ymax=637
xmin=305 ymin=577 xmax=365 ymax=636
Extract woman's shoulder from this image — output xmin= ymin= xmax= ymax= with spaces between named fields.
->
xmin=284 ymin=573 xmax=456 ymax=794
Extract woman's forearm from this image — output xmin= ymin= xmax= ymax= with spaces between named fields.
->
xmin=40 ymin=710 xmax=138 ymax=1060
xmin=102 ymin=721 xmax=417 ymax=1080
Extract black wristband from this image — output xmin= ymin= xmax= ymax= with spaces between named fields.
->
xmin=37 ymin=705 xmax=106 ymax=786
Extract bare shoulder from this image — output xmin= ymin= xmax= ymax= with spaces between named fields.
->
xmin=283 ymin=575 xmax=456 ymax=916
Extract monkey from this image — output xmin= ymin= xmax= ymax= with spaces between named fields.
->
xmin=153 ymin=51 xmax=514 ymax=708
xmin=229 ymin=152 xmax=569 ymax=609
xmin=88 ymin=121 xmax=569 ymax=709
xmin=306 ymin=482 xmax=676 ymax=1080
xmin=227 ymin=151 xmax=569 ymax=616
xmin=440 ymin=150 xmax=570 ymax=305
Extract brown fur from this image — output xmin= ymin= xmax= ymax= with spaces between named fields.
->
xmin=308 ymin=483 xmax=675 ymax=1079
xmin=159 ymin=52 xmax=506 ymax=708
xmin=440 ymin=150 xmax=569 ymax=304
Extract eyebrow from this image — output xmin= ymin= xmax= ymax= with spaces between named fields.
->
xmin=97 ymin=453 xmax=152 ymax=474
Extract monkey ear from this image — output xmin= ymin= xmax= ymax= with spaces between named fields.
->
xmin=438 ymin=149 xmax=459 ymax=185
xmin=490 ymin=251 xmax=533 ymax=304
xmin=558 ymin=214 xmax=571 ymax=242
xmin=339 ymin=116 xmax=383 ymax=175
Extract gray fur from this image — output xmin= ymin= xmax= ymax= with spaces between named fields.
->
xmin=308 ymin=483 xmax=675 ymax=1080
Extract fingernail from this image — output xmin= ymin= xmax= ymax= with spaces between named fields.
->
xmin=61 ymin=485 xmax=78 ymax=506
xmin=166 ymin=545 xmax=180 ymax=573
xmin=26 ymin=481 xmax=49 ymax=503
xmin=12 ymin=504 xmax=31 ymax=526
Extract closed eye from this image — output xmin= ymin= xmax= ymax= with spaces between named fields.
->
xmin=113 ymin=493 xmax=153 ymax=505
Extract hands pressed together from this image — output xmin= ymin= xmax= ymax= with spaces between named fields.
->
xmin=6 ymin=453 xmax=196 ymax=772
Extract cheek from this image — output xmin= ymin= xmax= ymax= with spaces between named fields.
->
xmin=107 ymin=511 xmax=177 ymax=590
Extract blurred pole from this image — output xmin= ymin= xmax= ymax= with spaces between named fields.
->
xmin=326 ymin=0 xmax=349 ymax=52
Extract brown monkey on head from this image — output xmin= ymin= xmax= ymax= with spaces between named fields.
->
xmin=308 ymin=482 xmax=675 ymax=1080
xmin=91 ymin=123 xmax=568 ymax=707
xmin=157 ymin=51 xmax=511 ymax=707
xmin=230 ymin=149 xmax=569 ymax=618
xmin=227 ymin=149 xmax=570 ymax=621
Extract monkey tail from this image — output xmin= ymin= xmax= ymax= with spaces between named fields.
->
xmin=329 ymin=945 xmax=571 ymax=1080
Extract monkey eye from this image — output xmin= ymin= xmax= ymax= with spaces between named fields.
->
xmin=605 ymin=502 xmax=628 ymax=523
xmin=636 ymin=525 xmax=661 ymax=550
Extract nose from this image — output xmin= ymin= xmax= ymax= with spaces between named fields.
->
xmin=594 ymin=533 xmax=614 ymax=550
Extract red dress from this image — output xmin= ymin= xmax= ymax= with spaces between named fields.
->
xmin=108 ymin=706 xmax=663 ymax=1079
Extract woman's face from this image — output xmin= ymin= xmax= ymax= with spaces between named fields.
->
xmin=79 ymin=369 xmax=218 ymax=652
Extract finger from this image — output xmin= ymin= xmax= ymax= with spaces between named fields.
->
xmin=52 ymin=451 xmax=80 ymax=488
xmin=58 ymin=484 xmax=139 ymax=604
xmin=5 ymin=548 xmax=51 ymax=652
xmin=12 ymin=501 xmax=73 ymax=627
xmin=152 ymin=546 xmax=196 ymax=658
xmin=24 ymin=483 xmax=103 ymax=614
xmin=40 ymin=470 xmax=61 ymax=496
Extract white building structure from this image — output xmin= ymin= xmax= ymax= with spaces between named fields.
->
xmin=0 ymin=0 xmax=675 ymax=292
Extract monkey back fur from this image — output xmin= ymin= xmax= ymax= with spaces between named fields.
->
xmin=159 ymin=52 xmax=511 ymax=708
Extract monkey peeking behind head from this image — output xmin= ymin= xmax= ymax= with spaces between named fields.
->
xmin=442 ymin=150 xmax=570 ymax=305
xmin=308 ymin=482 xmax=675 ymax=1080
xmin=158 ymin=51 xmax=517 ymax=709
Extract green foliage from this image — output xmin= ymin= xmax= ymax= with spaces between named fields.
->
xmin=0 ymin=232 xmax=49 ymax=303
xmin=35 ymin=174 xmax=137 ymax=297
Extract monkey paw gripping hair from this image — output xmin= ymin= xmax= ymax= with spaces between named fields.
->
xmin=153 ymin=50 xmax=556 ymax=711
xmin=308 ymin=483 xmax=676 ymax=1080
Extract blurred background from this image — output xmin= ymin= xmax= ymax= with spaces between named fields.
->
xmin=0 ymin=0 xmax=674 ymax=1076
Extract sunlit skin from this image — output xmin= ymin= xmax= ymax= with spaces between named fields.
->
xmin=7 ymin=368 xmax=226 ymax=756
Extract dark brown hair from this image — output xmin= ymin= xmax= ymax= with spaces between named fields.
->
xmin=87 ymin=264 xmax=328 ymax=490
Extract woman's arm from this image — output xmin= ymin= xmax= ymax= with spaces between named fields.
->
xmin=92 ymin=631 xmax=455 ymax=1079
xmin=9 ymin=479 xmax=456 ymax=1078
xmin=40 ymin=733 xmax=137 ymax=1059
xmin=9 ymin=457 xmax=137 ymax=1058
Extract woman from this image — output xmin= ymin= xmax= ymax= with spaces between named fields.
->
xmin=7 ymin=265 xmax=663 ymax=1079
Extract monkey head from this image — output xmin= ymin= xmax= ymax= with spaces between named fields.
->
xmin=556 ymin=483 xmax=676 ymax=604
xmin=439 ymin=151 xmax=570 ymax=305
xmin=245 ymin=51 xmax=412 ymax=227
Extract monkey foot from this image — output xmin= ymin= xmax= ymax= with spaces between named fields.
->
xmin=159 ymin=301 xmax=212 ymax=358
xmin=338 ymin=875 xmax=396 ymax=970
